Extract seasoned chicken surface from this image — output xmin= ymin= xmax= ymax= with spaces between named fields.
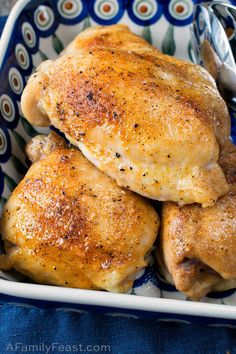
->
xmin=0 ymin=133 xmax=159 ymax=292
xmin=21 ymin=24 xmax=230 ymax=207
xmin=157 ymin=143 xmax=236 ymax=300
xmin=62 ymin=24 xmax=158 ymax=54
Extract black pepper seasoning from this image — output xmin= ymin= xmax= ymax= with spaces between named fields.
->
xmin=87 ymin=92 xmax=93 ymax=100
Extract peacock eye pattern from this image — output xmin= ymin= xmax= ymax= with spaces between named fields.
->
xmin=0 ymin=0 xmax=235 ymax=306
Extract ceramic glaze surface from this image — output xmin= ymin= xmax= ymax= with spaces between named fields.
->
xmin=0 ymin=0 xmax=236 ymax=315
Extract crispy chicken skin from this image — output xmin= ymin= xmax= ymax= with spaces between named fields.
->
xmin=157 ymin=143 xmax=236 ymax=300
xmin=62 ymin=24 xmax=158 ymax=54
xmin=21 ymin=24 xmax=230 ymax=207
xmin=0 ymin=133 xmax=159 ymax=292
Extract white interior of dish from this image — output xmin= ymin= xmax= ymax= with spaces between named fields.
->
xmin=0 ymin=0 xmax=235 ymax=319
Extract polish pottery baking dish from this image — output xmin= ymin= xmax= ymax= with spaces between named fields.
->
xmin=0 ymin=0 xmax=236 ymax=324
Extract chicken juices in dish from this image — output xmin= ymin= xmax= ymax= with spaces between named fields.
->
xmin=21 ymin=24 xmax=230 ymax=207
xmin=157 ymin=143 xmax=236 ymax=300
xmin=0 ymin=133 xmax=159 ymax=292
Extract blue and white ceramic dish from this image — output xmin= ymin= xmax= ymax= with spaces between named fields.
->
xmin=0 ymin=0 xmax=236 ymax=323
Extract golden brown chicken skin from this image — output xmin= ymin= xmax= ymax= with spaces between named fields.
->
xmin=21 ymin=24 xmax=230 ymax=207
xmin=62 ymin=23 xmax=157 ymax=54
xmin=157 ymin=144 xmax=236 ymax=300
xmin=0 ymin=133 xmax=159 ymax=292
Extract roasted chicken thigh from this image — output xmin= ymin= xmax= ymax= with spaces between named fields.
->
xmin=0 ymin=133 xmax=159 ymax=292
xmin=157 ymin=143 xmax=236 ymax=300
xmin=21 ymin=24 xmax=230 ymax=207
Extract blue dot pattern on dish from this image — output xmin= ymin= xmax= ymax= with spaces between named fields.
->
xmin=0 ymin=0 xmax=235 ymax=305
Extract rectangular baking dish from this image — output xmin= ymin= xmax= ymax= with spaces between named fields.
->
xmin=0 ymin=0 xmax=236 ymax=324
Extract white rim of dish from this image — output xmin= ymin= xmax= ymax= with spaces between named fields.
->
xmin=0 ymin=0 xmax=236 ymax=320
xmin=1 ymin=278 xmax=236 ymax=320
